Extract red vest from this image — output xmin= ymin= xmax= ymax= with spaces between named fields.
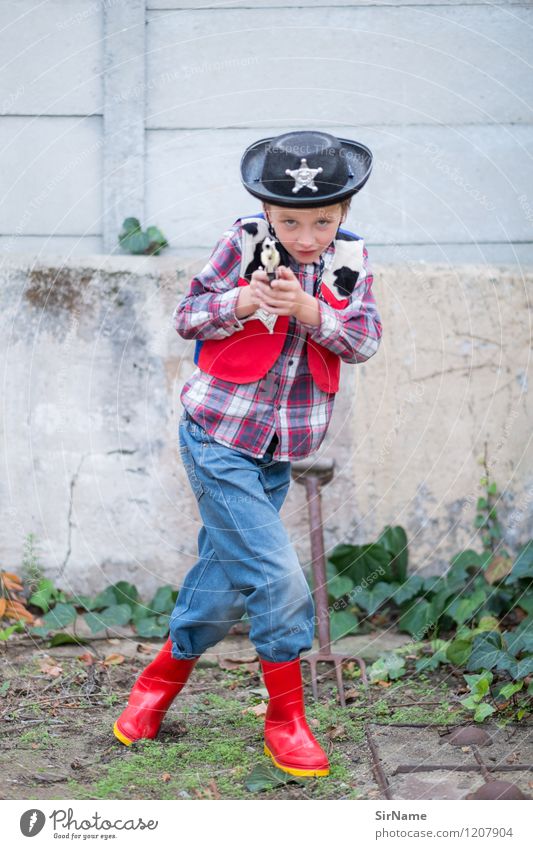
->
xmin=195 ymin=217 xmax=366 ymax=394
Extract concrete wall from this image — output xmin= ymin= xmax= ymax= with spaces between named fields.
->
xmin=0 ymin=3 xmax=531 ymax=594
xmin=1 ymin=257 xmax=531 ymax=595
xmin=0 ymin=1 xmax=532 ymax=263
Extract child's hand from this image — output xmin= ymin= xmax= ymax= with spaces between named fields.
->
xmin=256 ymin=266 xmax=305 ymax=317
xmin=235 ymin=268 xmax=273 ymax=317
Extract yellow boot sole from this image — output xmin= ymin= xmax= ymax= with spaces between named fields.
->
xmin=264 ymin=744 xmax=330 ymax=777
xmin=113 ymin=721 xmax=134 ymax=747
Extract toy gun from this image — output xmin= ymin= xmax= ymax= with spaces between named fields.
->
xmin=242 ymin=236 xmax=280 ymax=333
xmin=260 ymin=237 xmax=281 ymax=285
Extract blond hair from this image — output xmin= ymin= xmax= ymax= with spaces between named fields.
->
xmin=263 ymin=198 xmax=351 ymax=221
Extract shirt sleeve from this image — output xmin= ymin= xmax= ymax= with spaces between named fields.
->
xmin=173 ymin=226 xmax=247 ymax=341
xmin=298 ymin=243 xmax=383 ymax=364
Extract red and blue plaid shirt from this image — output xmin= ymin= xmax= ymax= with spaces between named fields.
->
xmin=173 ymin=217 xmax=382 ymax=460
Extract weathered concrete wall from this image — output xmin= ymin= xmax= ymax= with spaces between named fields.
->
xmin=1 ymin=257 xmax=531 ymax=595
xmin=0 ymin=1 xmax=532 ymax=263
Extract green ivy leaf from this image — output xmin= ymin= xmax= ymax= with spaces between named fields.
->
xmin=121 ymin=217 xmax=141 ymax=234
xmin=330 ymin=609 xmax=359 ymax=642
xmin=505 ymin=541 xmax=533 ymax=584
xmin=28 ymin=579 xmax=58 ymax=613
xmin=398 ymin=599 xmax=435 ymax=637
xmin=49 ymin=633 xmax=88 ymax=646
xmin=149 ymin=585 xmax=178 ymax=616
xmin=0 ymin=624 xmax=19 ymax=641
xmin=244 ymin=763 xmax=305 ymax=792
xmin=369 ymin=652 xmax=406 ymax=682
xmin=111 ymin=582 xmax=139 ymax=607
xmin=476 ymin=616 xmax=501 ymax=632
xmin=448 ymin=589 xmax=487 ymax=626
xmin=415 ymin=646 xmax=448 ymax=673
xmin=91 ymin=587 xmax=119 ymax=609
xmin=464 ymin=670 xmax=493 ymax=694
xmin=328 ymin=542 xmax=392 ymax=586
xmin=68 ymin=593 xmax=97 ymax=611
xmin=38 ymin=603 xmax=77 ymax=632
xmin=474 ymin=702 xmax=495 ymax=722
xmin=447 ymin=550 xmax=489 ymax=587
xmin=393 ymin=575 xmax=424 ymax=605
xmin=497 ymin=681 xmax=523 ymax=700
xmin=83 ymin=604 xmax=132 ymax=634
xmin=134 ymin=615 xmax=170 ymax=638
xmin=517 ymin=595 xmax=533 ymax=615
xmin=516 ymin=655 xmax=533 ymax=678
xmin=466 ymin=632 xmax=503 ymax=671
xmin=504 ymin=620 xmax=533 ymax=656
xmin=446 ymin=639 xmax=472 ymax=667
xmin=356 ymin=582 xmax=398 ymax=615
xmin=496 ymin=653 xmax=520 ymax=679
xmin=461 ymin=694 xmax=482 ymax=709
xmin=327 ymin=573 xmax=354 ymax=601
xmin=376 ymin=525 xmax=408 ymax=582
xmin=429 ymin=586 xmax=457 ymax=621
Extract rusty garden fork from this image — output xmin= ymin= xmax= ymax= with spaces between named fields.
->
xmin=291 ymin=457 xmax=368 ymax=707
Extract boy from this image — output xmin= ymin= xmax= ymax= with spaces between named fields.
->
xmin=114 ymin=131 xmax=382 ymax=778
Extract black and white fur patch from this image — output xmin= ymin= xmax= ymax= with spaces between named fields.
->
xmin=238 ymin=215 xmax=366 ymax=300
xmin=239 ymin=216 xmax=289 ymax=279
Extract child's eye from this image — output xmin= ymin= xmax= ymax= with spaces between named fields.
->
xmin=317 ymin=219 xmax=330 ymax=226
xmin=283 ymin=219 xmax=296 ymax=226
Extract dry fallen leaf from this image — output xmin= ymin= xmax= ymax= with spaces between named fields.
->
xmin=242 ymin=701 xmax=268 ymax=717
xmin=2 ymin=599 xmax=35 ymax=623
xmin=484 ymin=555 xmax=513 ymax=585
xmin=161 ymin=772 xmax=172 ymax=783
xmin=208 ymin=779 xmax=221 ymax=799
xmin=326 ymin=725 xmax=346 ymax=741
xmin=38 ymin=658 xmax=63 ymax=677
xmin=137 ymin=643 xmax=155 ymax=655
xmin=1 ymin=571 xmax=24 ymax=591
xmin=222 ymin=654 xmax=258 ymax=664
xmin=77 ymin=652 xmax=95 ymax=666
xmin=218 ymin=655 xmax=259 ymax=674
xmin=309 ymin=717 xmax=320 ymax=729
xmin=103 ymin=653 xmax=126 ymax=666
xmin=343 ymin=687 xmax=360 ymax=702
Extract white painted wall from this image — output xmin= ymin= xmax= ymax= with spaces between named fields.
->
xmin=1 ymin=257 xmax=531 ymax=594
xmin=0 ymin=1 xmax=532 ymax=263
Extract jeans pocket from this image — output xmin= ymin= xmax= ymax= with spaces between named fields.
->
xmin=180 ymin=443 xmax=205 ymax=501
xmin=263 ymin=462 xmax=292 ymax=508
xmin=185 ymin=416 xmax=218 ymax=447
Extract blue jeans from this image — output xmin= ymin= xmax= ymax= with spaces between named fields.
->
xmin=169 ymin=410 xmax=315 ymax=662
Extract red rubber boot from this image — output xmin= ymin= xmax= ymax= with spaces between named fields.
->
xmin=113 ymin=638 xmax=199 ymax=746
xmin=260 ymin=657 xmax=330 ymax=777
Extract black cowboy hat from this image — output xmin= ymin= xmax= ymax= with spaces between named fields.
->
xmin=240 ymin=130 xmax=373 ymax=208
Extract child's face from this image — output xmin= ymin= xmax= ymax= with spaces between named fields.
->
xmin=264 ymin=203 xmax=344 ymax=265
